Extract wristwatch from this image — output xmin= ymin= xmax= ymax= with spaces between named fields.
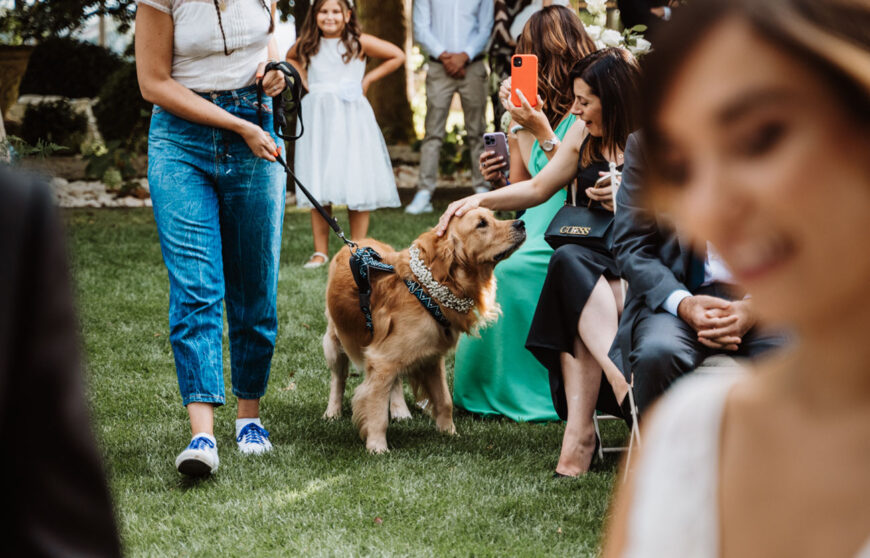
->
xmin=541 ymin=137 xmax=560 ymax=152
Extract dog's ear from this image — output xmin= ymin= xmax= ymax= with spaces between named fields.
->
xmin=417 ymin=229 xmax=464 ymax=283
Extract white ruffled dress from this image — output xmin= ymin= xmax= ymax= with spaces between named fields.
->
xmin=293 ymin=38 xmax=400 ymax=211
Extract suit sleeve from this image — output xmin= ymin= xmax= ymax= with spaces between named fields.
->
xmin=613 ymin=132 xmax=690 ymax=312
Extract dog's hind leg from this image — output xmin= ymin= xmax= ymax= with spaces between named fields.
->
xmin=323 ymin=324 xmax=349 ymax=420
xmin=352 ymin=361 xmax=394 ymax=453
xmin=389 ymin=377 xmax=412 ymax=421
xmin=419 ymin=358 xmax=456 ymax=435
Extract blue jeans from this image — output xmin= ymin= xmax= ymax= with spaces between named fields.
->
xmin=148 ymin=85 xmax=285 ymax=406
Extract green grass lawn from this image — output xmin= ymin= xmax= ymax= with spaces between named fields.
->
xmin=67 ymin=206 xmax=625 ymax=557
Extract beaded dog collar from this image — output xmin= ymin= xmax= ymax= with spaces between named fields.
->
xmin=408 ymin=244 xmax=475 ymax=314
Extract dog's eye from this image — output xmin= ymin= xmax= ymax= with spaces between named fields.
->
xmin=476 ymin=219 xmax=488 ymax=229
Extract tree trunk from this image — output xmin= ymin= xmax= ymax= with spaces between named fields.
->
xmin=292 ymin=0 xmax=310 ymax=35
xmin=356 ymin=0 xmax=415 ymax=144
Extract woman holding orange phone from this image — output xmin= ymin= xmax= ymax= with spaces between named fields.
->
xmin=452 ymin=6 xmax=596 ymax=424
xmin=443 ymin=48 xmax=640 ymax=477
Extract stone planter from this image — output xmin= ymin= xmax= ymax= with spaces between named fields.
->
xmin=0 ymin=45 xmax=33 ymax=119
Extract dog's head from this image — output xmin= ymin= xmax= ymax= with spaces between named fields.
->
xmin=428 ymin=207 xmax=527 ymax=270
xmin=413 ymin=208 xmax=526 ymax=330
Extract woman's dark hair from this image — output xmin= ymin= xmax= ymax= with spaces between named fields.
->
xmin=515 ymin=6 xmax=597 ymax=128
xmin=569 ymin=47 xmax=641 ymax=167
xmin=295 ymin=0 xmax=363 ymax=68
xmin=641 ymin=0 xmax=870 ymax=183
xmin=212 ymin=0 xmax=275 ymax=57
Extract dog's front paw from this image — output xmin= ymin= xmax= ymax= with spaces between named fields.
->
xmin=366 ymin=439 xmax=390 ymax=454
xmin=436 ymin=420 xmax=457 ymax=435
xmin=323 ymin=405 xmax=342 ymax=420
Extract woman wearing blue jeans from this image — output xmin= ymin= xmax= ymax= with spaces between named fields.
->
xmin=135 ymin=0 xmax=287 ymax=476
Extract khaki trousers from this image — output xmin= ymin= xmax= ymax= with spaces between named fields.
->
xmin=419 ymin=59 xmax=488 ymax=193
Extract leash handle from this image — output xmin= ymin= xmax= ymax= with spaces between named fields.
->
xmin=257 ymin=61 xmax=304 ymax=141
xmin=258 ymin=63 xmax=354 ymax=250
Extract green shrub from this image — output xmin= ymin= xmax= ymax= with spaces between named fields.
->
xmin=20 ymin=99 xmax=88 ymax=151
xmin=93 ymin=62 xmax=151 ymax=152
xmin=19 ymin=37 xmax=123 ymax=98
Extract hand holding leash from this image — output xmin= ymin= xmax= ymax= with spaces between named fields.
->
xmin=239 ymin=120 xmax=277 ymax=161
xmin=256 ymin=61 xmax=287 ymax=98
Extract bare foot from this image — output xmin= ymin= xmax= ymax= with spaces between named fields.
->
xmin=554 ymin=426 xmax=597 ymax=477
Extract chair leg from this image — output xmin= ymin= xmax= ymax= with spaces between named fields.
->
xmin=592 ymin=412 xmax=604 ymax=461
xmin=628 ymin=384 xmax=641 ymax=446
xmin=623 ymin=384 xmax=641 ymax=483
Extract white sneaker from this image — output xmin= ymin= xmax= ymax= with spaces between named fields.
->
xmin=236 ymin=421 xmax=273 ymax=455
xmin=303 ymin=251 xmax=328 ymax=269
xmin=175 ymin=434 xmax=219 ymax=476
xmin=405 ymin=190 xmax=433 ymax=214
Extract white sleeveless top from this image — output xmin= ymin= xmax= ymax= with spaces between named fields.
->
xmin=136 ymin=0 xmax=274 ymax=92
xmin=622 ymin=373 xmax=870 ymax=558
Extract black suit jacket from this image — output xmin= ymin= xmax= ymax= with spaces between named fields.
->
xmin=0 ymin=166 xmax=121 ymax=557
xmin=608 ymin=132 xmax=704 ymax=372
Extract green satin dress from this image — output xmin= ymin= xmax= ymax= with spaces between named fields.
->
xmin=452 ymin=115 xmax=576 ymax=422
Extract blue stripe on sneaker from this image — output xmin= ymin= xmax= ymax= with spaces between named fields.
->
xmin=188 ymin=436 xmax=215 ymax=450
xmin=236 ymin=423 xmax=270 ymax=445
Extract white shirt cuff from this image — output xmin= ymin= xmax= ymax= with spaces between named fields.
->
xmin=663 ymin=289 xmax=692 ymax=317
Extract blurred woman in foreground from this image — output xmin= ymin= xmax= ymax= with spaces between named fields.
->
xmin=603 ymin=0 xmax=870 ymax=556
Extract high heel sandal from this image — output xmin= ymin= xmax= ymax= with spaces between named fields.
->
xmin=552 ymin=434 xmax=600 ymax=479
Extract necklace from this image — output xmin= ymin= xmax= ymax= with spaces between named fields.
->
xmin=408 ymin=244 xmax=475 ymax=314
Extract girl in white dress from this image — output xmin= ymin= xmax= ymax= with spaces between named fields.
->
xmin=287 ymin=0 xmax=404 ymax=268
xmin=602 ymin=0 xmax=870 ymax=556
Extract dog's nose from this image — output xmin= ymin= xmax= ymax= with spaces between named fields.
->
xmin=512 ymin=220 xmax=525 ymax=230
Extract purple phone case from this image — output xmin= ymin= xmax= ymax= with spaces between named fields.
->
xmin=483 ymin=132 xmax=510 ymax=177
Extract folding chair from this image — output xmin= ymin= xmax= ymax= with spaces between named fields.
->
xmin=590 ymin=163 xmax=642 ymax=482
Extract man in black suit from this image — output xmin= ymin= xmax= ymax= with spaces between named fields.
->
xmin=609 ymin=133 xmax=785 ymax=414
xmin=0 ymin=166 xmax=121 ymax=556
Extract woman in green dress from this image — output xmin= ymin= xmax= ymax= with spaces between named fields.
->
xmin=453 ymin=6 xmax=596 ymax=421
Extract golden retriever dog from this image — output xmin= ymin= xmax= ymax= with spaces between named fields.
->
xmin=323 ymin=208 xmax=526 ymax=453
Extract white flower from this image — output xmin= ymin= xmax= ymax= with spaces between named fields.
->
xmin=584 ymin=24 xmax=603 ymax=41
xmin=585 ymin=0 xmax=607 ymax=16
xmin=628 ymin=37 xmax=652 ymax=56
xmin=600 ymin=28 xmax=623 ymax=48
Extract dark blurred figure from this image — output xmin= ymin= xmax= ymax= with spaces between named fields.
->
xmin=617 ymin=0 xmax=678 ymax=29
xmin=0 ymin=166 xmax=121 ymax=557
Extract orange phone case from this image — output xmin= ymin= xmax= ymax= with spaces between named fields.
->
xmin=510 ymin=54 xmax=538 ymax=108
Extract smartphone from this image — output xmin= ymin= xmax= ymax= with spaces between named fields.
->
xmin=483 ymin=132 xmax=510 ymax=177
xmin=510 ymin=54 xmax=538 ymax=107
xmin=594 ymin=163 xmax=621 ymax=187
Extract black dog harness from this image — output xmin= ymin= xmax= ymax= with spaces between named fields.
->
xmin=348 ymin=247 xmax=395 ymax=332
xmin=255 ymin=63 xmax=452 ymax=333
xmin=346 ymin=250 xmax=452 ymax=333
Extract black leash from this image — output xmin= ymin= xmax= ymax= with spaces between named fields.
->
xmin=256 ymin=61 xmax=356 ymax=250
xmin=256 ymin=62 xmax=404 ymax=333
